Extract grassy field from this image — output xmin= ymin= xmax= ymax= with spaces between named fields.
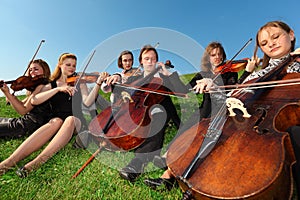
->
xmin=0 ymin=95 xmax=187 ymax=200
xmin=0 ymin=73 xmax=298 ymax=200
xmin=0 ymin=74 xmax=198 ymax=200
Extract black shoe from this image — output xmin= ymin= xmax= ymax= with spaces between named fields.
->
xmin=119 ymin=166 xmax=141 ymax=182
xmin=153 ymin=155 xmax=167 ymax=170
xmin=16 ymin=166 xmax=28 ymax=178
xmin=144 ymin=177 xmax=175 ymax=191
xmin=119 ymin=158 xmax=144 ymax=182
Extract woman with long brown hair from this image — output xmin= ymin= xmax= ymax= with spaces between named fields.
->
xmin=0 ymin=59 xmax=52 ymax=138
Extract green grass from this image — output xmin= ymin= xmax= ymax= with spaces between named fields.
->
xmin=0 ymin=75 xmax=198 ymax=200
xmin=1 ymin=73 xmax=298 ymax=199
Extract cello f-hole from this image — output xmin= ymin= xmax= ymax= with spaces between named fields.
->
xmin=253 ymin=108 xmax=269 ymax=135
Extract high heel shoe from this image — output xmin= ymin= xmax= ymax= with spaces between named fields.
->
xmin=144 ymin=177 xmax=176 ymax=191
xmin=16 ymin=166 xmax=28 ymax=178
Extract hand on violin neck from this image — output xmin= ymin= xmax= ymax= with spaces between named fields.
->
xmin=0 ymin=82 xmax=9 ymax=93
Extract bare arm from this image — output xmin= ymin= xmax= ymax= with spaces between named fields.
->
xmin=31 ymin=83 xmax=75 ymax=106
xmin=83 ymin=72 xmax=109 ymax=107
xmin=1 ymin=83 xmax=44 ymax=115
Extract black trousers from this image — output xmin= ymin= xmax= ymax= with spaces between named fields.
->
xmin=287 ymin=126 xmax=300 ymax=194
xmin=134 ymin=110 xmax=169 ymax=164
xmin=121 ymin=110 xmax=169 ymax=173
xmin=0 ymin=117 xmax=41 ymax=138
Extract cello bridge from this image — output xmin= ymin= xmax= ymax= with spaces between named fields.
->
xmin=121 ymin=91 xmax=133 ymax=103
xmin=226 ymin=97 xmax=251 ymax=118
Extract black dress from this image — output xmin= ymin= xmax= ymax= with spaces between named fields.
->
xmin=0 ymin=99 xmax=52 ymax=139
xmin=49 ymin=81 xmax=87 ymax=130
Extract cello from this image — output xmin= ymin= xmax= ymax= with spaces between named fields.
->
xmin=72 ymin=64 xmax=187 ymax=178
xmin=88 ymin=65 xmax=186 ymax=151
xmin=167 ymin=56 xmax=298 ymax=199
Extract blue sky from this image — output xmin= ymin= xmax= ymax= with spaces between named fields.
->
xmin=0 ymin=0 xmax=299 ymax=95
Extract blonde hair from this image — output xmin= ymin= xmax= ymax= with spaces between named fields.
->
xmin=50 ymin=53 xmax=77 ymax=81
xmin=254 ymin=21 xmax=295 ymax=68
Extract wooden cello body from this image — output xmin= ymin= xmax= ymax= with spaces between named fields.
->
xmin=89 ymin=75 xmax=166 ymax=151
xmin=167 ymin=72 xmax=298 ymax=199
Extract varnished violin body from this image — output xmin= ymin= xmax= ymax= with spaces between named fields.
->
xmin=214 ymin=59 xmax=248 ymax=74
xmin=67 ymin=72 xmax=100 ymax=86
xmin=0 ymin=75 xmax=49 ymax=92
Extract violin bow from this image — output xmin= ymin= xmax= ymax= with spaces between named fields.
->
xmin=23 ymin=40 xmax=45 ymax=76
xmin=7 ymin=40 xmax=45 ymax=103
xmin=73 ymin=50 xmax=96 ymax=89
xmin=212 ymin=38 xmax=252 ymax=81
xmin=72 ymin=143 xmax=104 ymax=179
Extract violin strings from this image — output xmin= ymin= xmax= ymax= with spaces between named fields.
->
xmin=206 ymin=103 xmax=228 ymax=137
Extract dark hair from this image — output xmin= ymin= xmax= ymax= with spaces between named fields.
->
xmin=200 ymin=42 xmax=226 ymax=72
xmin=254 ymin=21 xmax=296 ymax=68
xmin=117 ymin=50 xmax=134 ymax=69
xmin=26 ymin=59 xmax=51 ymax=79
xmin=25 ymin=59 xmax=51 ymax=95
xmin=138 ymin=45 xmax=158 ymax=64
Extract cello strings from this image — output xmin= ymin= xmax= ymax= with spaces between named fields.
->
xmin=217 ymin=77 xmax=300 ymax=89
xmin=208 ymin=81 xmax=300 ymax=94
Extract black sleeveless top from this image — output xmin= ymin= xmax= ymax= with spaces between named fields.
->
xmin=49 ymin=81 xmax=87 ymax=130
xmin=27 ymin=99 xmax=52 ymax=124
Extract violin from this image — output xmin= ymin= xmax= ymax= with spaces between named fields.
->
xmin=213 ymin=58 xmax=248 ymax=74
xmin=0 ymin=75 xmax=49 ymax=92
xmin=66 ymin=72 xmax=101 ymax=86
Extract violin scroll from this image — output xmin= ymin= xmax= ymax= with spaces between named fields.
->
xmin=165 ymin=60 xmax=175 ymax=68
